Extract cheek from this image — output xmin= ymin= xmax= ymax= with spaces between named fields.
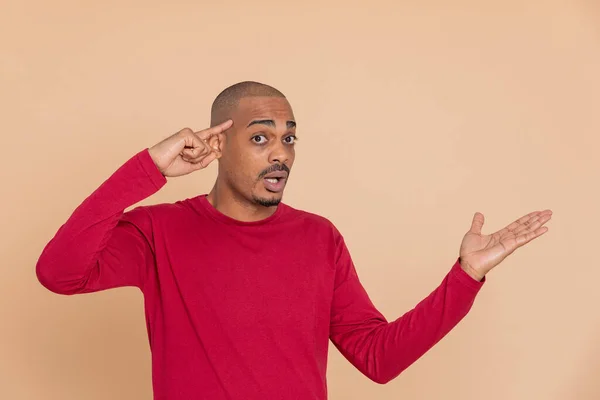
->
xmin=233 ymin=152 xmax=263 ymax=184
xmin=223 ymin=144 xmax=272 ymax=183
xmin=284 ymin=149 xmax=295 ymax=168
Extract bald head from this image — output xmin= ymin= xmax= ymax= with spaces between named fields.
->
xmin=210 ymin=81 xmax=286 ymax=127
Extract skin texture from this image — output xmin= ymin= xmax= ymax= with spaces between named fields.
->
xmin=459 ymin=209 xmax=552 ymax=280
xmin=205 ymin=96 xmax=297 ymax=222
xmin=147 ymin=121 xmax=232 ymax=177
xmin=148 ymin=82 xmax=552 ymax=282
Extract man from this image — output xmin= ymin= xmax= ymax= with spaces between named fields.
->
xmin=36 ymin=81 xmax=552 ymax=399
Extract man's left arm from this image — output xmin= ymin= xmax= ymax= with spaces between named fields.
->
xmin=329 ymin=209 xmax=552 ymax=384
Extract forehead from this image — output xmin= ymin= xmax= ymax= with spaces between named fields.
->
xmin=234 ymin=96 xmax=295 ymax=125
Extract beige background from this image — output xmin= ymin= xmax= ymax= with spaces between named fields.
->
xmin=1 ymin=0 xmax=599 ymax=399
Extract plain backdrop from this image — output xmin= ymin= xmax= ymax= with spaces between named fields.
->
xmin=1 ymin=0 xmax=599 ymax=399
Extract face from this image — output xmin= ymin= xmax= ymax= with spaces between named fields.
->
xmin=217 ymin=96 xmax=297 ymax=207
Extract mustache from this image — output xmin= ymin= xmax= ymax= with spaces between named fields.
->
xmin=258 ymin=163 xmax=290 ymax=179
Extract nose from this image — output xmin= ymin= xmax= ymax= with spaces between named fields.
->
xmin=268 ymin=141 xmax=291 ymax=166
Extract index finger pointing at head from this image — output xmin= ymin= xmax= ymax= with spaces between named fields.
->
xmin=196 ymin=119 xmax=233 ymax=140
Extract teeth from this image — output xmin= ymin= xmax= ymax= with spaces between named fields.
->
xmin=266 ymin=178 xmax=278 ymax=183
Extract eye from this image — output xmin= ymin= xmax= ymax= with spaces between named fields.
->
xmin=251 ymin=135 xmax=267 ymax=144
xmin=284 ymin=135 xmax=298 ymax=144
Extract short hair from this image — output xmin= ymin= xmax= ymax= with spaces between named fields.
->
xmin=210 ymin=81 xmax=286 ymax=126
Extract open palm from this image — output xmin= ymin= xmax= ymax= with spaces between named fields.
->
xmin=459 ymin=210 xmax=553 ymax=280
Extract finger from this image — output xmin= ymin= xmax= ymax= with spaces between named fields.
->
xmin=178 ymin=129 xmax=205 ymax=154
xmin=181 ymin=132 xmax=212 ymax=159
xmin=515 ymin=226 xmax=549 ymax=247
xmin=498 ymin=210 xmax=541 ymax=235
xmin=514 ymin=212 xmax=552 ymax=236
xmin=200 ymin=151 xmax=218 ymax=167
xmin=181 ymin=151 xmax=208 ymax=164
xmin=196 ymin=119 xmax=233 ymax=140
xmin=470 ymin=212 xmax=485 ymax=234
xmin=190 ymin=152 xmax=219 ymax=171
xmin=512 ymin=214 xmax=542 ymax=235
xmin=181 ymin=143 xmax=210 ymax=161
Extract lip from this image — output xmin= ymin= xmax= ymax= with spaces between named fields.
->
xmin=263 ymin=176 xmax=287 ymax=193
xmin=263 ymin=171 xmax=288 ymax=179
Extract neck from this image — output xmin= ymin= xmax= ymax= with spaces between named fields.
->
xmin=206 ymin=179 xmax=278 ymax=223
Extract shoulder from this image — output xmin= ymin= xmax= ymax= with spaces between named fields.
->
xmin=281 ymin=203 xmax=350 ymax=266
xmin=122 ymin=197 xmax=198 ymax=224
xmin=281 ymin=202 xmax=343 ymax=238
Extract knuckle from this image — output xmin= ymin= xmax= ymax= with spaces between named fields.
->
xmin=178 ymin=127 xmax=194 ymax=136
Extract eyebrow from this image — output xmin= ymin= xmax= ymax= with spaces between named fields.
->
xmin=247 ymin=119 xmax=296 ymax=129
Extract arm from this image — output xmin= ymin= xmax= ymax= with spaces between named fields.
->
xmin=36 ymin=121 xmax=233 ymax=295
xmin=36 ymin=149 xmax=166 ymax=294
xmin=328 ymin=230 xmax=484 ymax=384
xmin=329 ymin=208 xmax=552 ymax=384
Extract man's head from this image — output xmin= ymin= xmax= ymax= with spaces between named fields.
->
xmin=208 ymin=81 xmax=297 ymax=208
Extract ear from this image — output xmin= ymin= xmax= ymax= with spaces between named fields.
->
xmin=206 ymin=132 xmax=225 ymax=159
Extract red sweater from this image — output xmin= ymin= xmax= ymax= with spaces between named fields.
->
xmin=36 ymin=149 xmax=484 ymax=399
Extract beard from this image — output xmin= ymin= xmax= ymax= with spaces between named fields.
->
xmin=252 ymin=162 xmax=290 ymax=207
xmin=252 ymin=194 xmax=282 ymax=207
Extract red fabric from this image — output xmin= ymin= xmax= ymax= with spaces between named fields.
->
xmin=36 ymin=149 xmax=484 ymax=399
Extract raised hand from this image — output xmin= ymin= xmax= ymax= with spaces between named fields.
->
xmin=459 ymin=210 xmax=553 ymax=281
xmin=148 ymin=120 xmax=233 ymax=177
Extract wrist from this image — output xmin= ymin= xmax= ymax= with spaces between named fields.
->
xmin=458 ymin=257 xmax=485 ymax=281
xmin=147 ymin=147 xmax=167 ymax=176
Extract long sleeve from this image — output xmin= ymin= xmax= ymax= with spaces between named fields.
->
xmin=328 ymin=229 xmax=484 ymax=384
xmin=36 ymin=149 xmax=167 ymax=295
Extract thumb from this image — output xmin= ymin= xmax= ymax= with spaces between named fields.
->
xmin=205 ymin=133 xmax=223 ymax=157
xmin=470 ymin=212 xmax=485 ymax=234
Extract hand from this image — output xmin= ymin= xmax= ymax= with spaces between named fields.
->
xmin=148 ymin=120 xmax=233 ymax=177
xmin=459 ymin=210 xmax=553 ymax=281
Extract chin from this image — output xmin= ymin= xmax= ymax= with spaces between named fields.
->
xmin=252 ymin=192 xmax=283 ymax=207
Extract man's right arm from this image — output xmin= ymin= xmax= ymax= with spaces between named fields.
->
xmin=36 ymin=120 xmax=233 ymax=295
xmin=36 ymin=149 xmax=166 ymax=294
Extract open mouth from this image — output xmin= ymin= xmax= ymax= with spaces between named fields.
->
xmin=262 ymin=175 xmax=287 ymax=193
xmin=260 ymin=166 xmax=289 ymax=193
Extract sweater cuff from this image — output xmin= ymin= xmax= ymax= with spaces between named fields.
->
xmin=136 ymin=148 xmax=167 ymax=190
xmin=450 ymin=257 xmax=485 ymax=291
